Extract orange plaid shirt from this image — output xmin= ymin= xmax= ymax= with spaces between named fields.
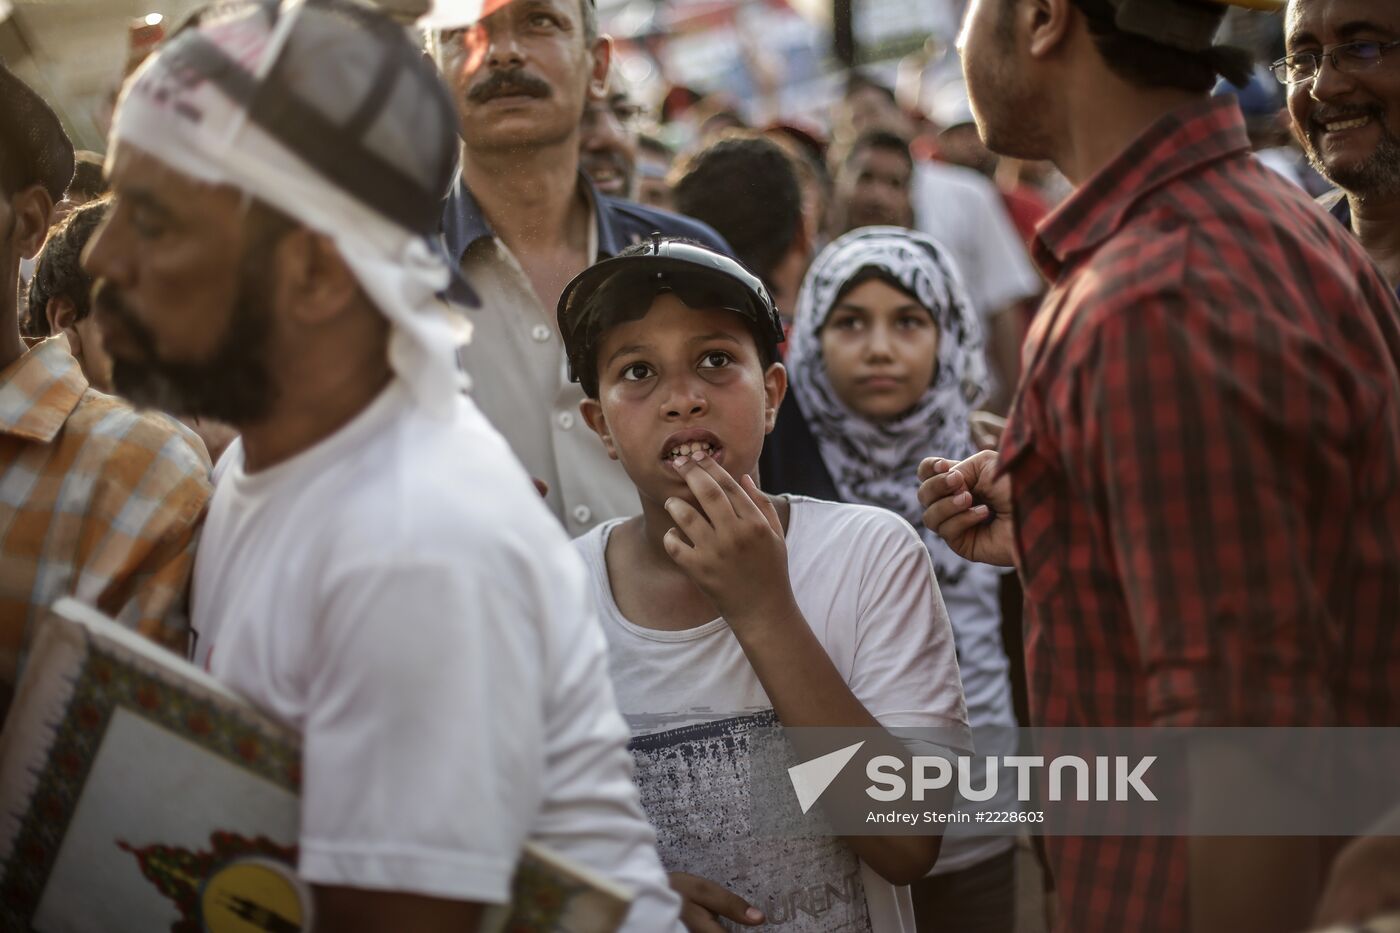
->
xmin=0 ymin=335 xmax=212 ymax=686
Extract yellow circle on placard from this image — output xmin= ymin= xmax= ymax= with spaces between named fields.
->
xmin=201 ymin=858 xmax=308 ymax=933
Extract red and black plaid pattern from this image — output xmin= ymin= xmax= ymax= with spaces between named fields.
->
xmin=1000 ymin=97 xmax=1400 ymax=932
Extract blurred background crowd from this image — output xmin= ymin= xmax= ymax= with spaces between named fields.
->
xmin=0 ymin=0 xmax=1315 ymax=432
xmin=0 ymin=0 xmax=1306 ymax=225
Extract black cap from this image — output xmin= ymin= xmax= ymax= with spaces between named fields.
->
xmin=1082 ymin=0 xmax=1282 ymax=54
xmin=557 ymin=235 xmax=784 ymax=390
xmin=0 ymin=57 xmax=75 ymax=202
xmin=1073 ymin=0 xmax=1272 ymax=86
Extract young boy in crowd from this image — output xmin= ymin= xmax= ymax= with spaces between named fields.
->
xmin=562 ymin=237 xmax=970 ymax=932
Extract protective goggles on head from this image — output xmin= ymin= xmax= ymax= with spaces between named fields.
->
xmin=557 ymin=235 xmax=785 ymax=387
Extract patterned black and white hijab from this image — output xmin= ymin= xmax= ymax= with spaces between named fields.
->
xmin=785 ymin=226 xmax=988 ymax=582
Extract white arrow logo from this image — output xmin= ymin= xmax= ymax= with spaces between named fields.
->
xmin=787 ymin=742 xmax=865 ymax=814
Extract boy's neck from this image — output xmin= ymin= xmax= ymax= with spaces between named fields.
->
xmin=635 ymin=481 xmax=791 ymax=552
xmin=606 ymin=488 xmax=791 ymax=633
xmin=612 ymin=505 xmax=716 ymax=632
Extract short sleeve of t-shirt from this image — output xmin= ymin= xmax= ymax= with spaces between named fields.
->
xmin=786 ymin=498 xmax=971 ymax=747
xmin=297 ymin=555 xmax=545 ymax=903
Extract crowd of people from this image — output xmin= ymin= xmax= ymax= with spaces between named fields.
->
xmin=2 ymin=0 xmax=1399 ymax=930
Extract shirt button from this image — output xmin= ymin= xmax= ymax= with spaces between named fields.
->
xmin=572 ymin=505 xmax=592 ymax=524
xmin=531 ymin=324 xmax=551 ymax=343
xmin=557 ymin=412 xmax=574 ymax=429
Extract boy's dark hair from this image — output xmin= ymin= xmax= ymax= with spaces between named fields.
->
xmin=845 ymin=71 xmax=897 ymax=106
xmin=70 ymin=152 xmax=109 ymax=203
xmin=575 ymin=239 xmax=779 ymax=399
xmin=1013 ymin=0 xmax=1241 ymax=94
xmin=23 ymin=197 xmax=110 ymax=338
xmin=844 ymin=129 xmax=914 ymax=169
xmin=671 ymin=135 xmax=803 ymax=287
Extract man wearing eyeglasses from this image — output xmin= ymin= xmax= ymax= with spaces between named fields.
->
xmin=917 ymin=0 xmax=1400 ymax=930
xmin=580 ymin=82 xmax=643 ymax=199
xmin=1283 ymin=16 xmax=1400 ymax=924
xmin=1279 ymin=0 xmax=1400 ymax=293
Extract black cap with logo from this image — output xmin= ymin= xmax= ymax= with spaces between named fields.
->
xmin=558 ymin=235 xmax=785 ymax=395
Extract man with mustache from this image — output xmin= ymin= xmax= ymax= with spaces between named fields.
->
xmin=434 ymin=0 xmax=729 ymax=535
xmin=0 ymin=60 xmax=210 ymax=716
xmin=916 ymin=0 xmax=1400 ymax=929
xmin=1282 ymin=0 xmax=1400 ymax=293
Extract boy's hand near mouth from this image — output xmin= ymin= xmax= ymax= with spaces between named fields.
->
xmin=662 ymin=450 xmax=798 ymax=632
xmin=661 ymin=449 xmax=945 ymax=886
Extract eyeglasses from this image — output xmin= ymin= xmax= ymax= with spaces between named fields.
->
xmin=1271 ymin=39 xmax=1400 ymax=85
xmin=610 ymin=101 xmax=645 ymax=126
xmin=581 ymin=100 xmax=646 ymax=130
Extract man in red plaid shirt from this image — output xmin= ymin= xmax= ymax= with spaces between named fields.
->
xmin=919 ymin=0 xmax=1400 ymax=930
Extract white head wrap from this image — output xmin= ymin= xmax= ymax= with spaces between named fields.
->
xmin=110 ymin=0 xmax=472 ymax=419
xmin=785 ymin=226 xmax=988 ymax=585
xmin=419 ymin=0 xmax=517 ymax=30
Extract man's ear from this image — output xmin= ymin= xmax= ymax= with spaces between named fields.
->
xmin=13 ymin=186 xmax=55 ymax=261
xmin=278 ymin=228 xmax=360 ymax=326
xmin=587 ymin=35 xmax=613 ymax=102
xmin=579 ymin=396 xmax=620 ymax=460
xmin=763 ymin=361 xmax=787 ymax=434
xmin=46 ymin=296 xmax=78 ymax=337
xmin=47 ymin=296 xmax=90 ymax=367
xmin=1028 ymin=0 xmax=1074 ymax=60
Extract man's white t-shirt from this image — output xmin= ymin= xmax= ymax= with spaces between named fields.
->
xmin=912 ymin=160 xmax=1043 ymax=322
xmin=191 ymin=380 xmax=681 ymax=931
xmin=574 ymin=497 xmax=971 ymax=933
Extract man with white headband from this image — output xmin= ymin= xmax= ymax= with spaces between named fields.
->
xmin=83 ymin=1 xmax=682 ymax=929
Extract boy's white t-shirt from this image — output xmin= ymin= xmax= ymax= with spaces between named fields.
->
xmin=574 ymin=497 xmax=971 ymax=933
xmin=191 ymin=381 xmax=682 ymax=932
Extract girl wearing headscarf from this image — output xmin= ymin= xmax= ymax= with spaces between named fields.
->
xmin=762 ymin=226 xmax=1020 ymax=932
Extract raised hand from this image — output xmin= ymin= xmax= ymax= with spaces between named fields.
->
xmin=662 ymin=449 xmax=797 ymax=629
xmin=916 ymin=451 xmax=1017 ymax=567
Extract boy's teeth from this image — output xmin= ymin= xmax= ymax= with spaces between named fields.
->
xmin=666 ymin=441 xmax=714 ymax=459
